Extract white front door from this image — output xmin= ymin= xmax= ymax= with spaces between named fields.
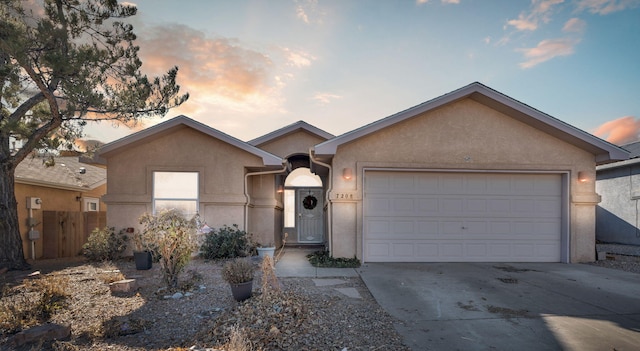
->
xmin=297 ymin=188 xmax=324 ymax=243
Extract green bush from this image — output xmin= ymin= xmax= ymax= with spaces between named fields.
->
xmin=82 ymin=227 xmax=128 ymax=262
xmin=200 ymin=224 xmax=253 ymax=260
xmin=307 ymin=250 xmax=361 ymax=268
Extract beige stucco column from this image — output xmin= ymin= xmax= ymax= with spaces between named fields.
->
xmin=571 ymin=192 xmax=601 ymax=262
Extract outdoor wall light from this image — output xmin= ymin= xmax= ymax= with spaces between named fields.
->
xmin=343 ymin=168 xmax=353 ymax=180
xmin=577 ymin=171 xmax=588 ymax=183
xmin=277 ymin=185 xmax=284 ymax=193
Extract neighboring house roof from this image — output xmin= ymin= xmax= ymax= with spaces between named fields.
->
xmin=597 ymin=141 xmax=640 ymax=171
xmin=622 ymin=141 xmax=640 ymax=158
xmin=314 ymin=82 xmax=629 ymax=165
xmin=248 ymin=120 xmax=335 ymax=146
xmin=15 ymin=156 xmax=107 ymax=191
xmin=98 ymin=115 xmax=283 ymax=167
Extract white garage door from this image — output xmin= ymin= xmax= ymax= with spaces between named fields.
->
xmin=364 ymin=171 xmax=563 ymax=262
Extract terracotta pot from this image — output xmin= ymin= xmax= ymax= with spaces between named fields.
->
xmin=229 ymin=280 xmax=253 ymax=301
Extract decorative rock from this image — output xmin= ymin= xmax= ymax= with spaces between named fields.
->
xmin=109 ymin=279 xmax=137 ymax=293
xmin=164 ymin=292 xmax=184 ymax=299
xmin=10 ymin=323 xmax=71 ymax=347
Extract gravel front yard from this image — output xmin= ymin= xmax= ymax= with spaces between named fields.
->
xmin=2 ymin=244 xmax=639 ymax=351
xmin=1 ymin=256 xmax=409 ymax=351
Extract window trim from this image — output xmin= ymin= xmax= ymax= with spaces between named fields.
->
xmin=152 ymin=171 xmax=200 ymax=216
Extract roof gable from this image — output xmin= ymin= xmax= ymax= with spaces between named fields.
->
xmin=314 ymin=82 xmax=628 ymax=164
xmin=98 ymin=115 xmax=283 ymax=167
xmin=248 ymin=120 xmax=334 ymax=147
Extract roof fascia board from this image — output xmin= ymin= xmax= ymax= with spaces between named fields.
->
xmin=597 ymin=157 xmax=640 ymax=171
xmin=99 ymin=115 xmax=283 ymax=167
xmin=15 ymin=178 xmax=100 ymax=191
xmin=248 ymin=121 xmax=335 ymax=146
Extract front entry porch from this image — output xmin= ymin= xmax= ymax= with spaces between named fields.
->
xmin=282 ymin=166 xmax=325 ymax=246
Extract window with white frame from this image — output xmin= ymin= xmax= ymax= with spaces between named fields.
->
xmin=284 ymin=189 xmax=295 ymax=227
xmin=83 ymin=197 xmax=99 ymax=212
xmin=153 ymin=171 xmax=199 ymax=217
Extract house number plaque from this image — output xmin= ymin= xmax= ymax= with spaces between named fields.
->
xmin=334 ymin=192 xmax=355 ymax=200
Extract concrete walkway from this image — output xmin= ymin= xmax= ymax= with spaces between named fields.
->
xmin=273 ymin=247 xmax=358 ymax=278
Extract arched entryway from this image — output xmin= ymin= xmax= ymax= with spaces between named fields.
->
xmin=283 ymin=167 xmax=324 ymax=245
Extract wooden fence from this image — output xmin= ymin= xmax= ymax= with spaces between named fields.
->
xmin=42 ymin=211 xmax=107 ymax=258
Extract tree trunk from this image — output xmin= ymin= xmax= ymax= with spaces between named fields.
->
xmin=0 ymin=161 xmax=30 ymax=270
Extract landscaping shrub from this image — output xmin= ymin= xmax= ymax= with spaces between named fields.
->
xmin=82 ymin=227 xmax=128 ymax=262
xmin=139 ymin=209 xmax=199 ymax=289
xmin=200 ymin=224 xmax=253 ymax=260
xmin=307 ymin=250 xmax=361 ymax=268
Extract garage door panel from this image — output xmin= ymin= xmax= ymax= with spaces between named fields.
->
xmin=391 ymin=174 xmax=416 ymax=193
xmin=536 ymin=199 xmax=562 ymax=213
xmin=417 ymin=198 xmax=439 ymax=212
xmin=366 ymin=240 xmax=562 ymax=262
xmin=513 ymin=199 xmax=535 ymax=213
xmin=364 ymin=171 xmax=563 ymax=262
xmin=366 ymin=197 xmax=391 ymax=215
xmin=467 ymin=199 xmax=488 ymax=212
xmin=487 ymin=199 xmax=511 ymax=213
xmin=441 ymin=198 xmax=464 ymax=214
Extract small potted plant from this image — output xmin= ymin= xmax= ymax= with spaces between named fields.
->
xmin=222 ymin=258 xmax=255 ymax=301
xmin=256 ymin=241 xmax=276 ymax=259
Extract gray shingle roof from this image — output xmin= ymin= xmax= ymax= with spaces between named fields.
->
xmin=622 ymin=141 xmax=640 ymax=158
xmin=15 ymin=156 xmax=106 ymax=190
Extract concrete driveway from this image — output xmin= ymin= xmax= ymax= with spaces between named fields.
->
xmin=358 ymin=262 xmax=640 ymax=351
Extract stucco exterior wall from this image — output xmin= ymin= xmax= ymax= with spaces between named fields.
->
xmin=247 ymin=174 xmax=284 ymax=246
xmin=256 ymin=131 xmax=327 ymax=158
xmin=15 ymin=183 xmax=107 ymax=258
xmin=596 ymin=164 xmax=640 ymax=245
xmin=328 ymin=98 xmax=599 ymax=262
xmin=103 ymin=127 xmax=274 ymax=238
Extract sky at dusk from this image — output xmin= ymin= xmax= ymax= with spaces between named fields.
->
xmin=82 ymin=0 xmax=640 ymax=147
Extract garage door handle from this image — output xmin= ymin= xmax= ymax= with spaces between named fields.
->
xmin=462 ymin=226 xmax=467 ymax=229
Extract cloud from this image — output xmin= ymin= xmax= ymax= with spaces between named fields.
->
xmin=506 ymin=0 xmax=564 ymax=32
xmin=416 ymin=0 xmax=429 ymax=4
xmin=575 ymin=0 xmax=640 ymax=15
xmin=313 ymin=93 xmax=342 ymax=105
xmin=282 ymin=48 xmax=316 ymax=68
xmin=74 ymin=139 xmax=104 ymax=152
xmin=593 ymin=116 xmax=640 ymax=145
xmin=295 ymin=0 xmax=323 ymax=25
xmin=136 ymin=24 xmax=286 ymax=115
xmin=562 ymin=18 xmax=586 ymax=33
xmin=517 ymin=37 xmax=579 ymax=68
